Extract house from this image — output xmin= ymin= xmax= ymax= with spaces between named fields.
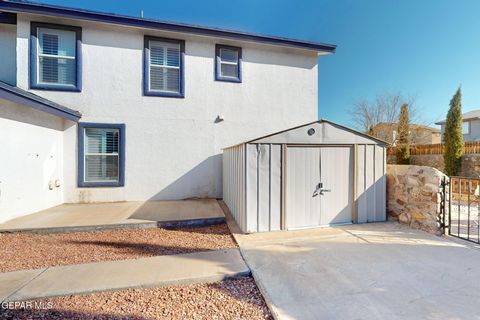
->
xmin=436 ymin=109 xmax=480 ymax=142
xmin=0 ymin=0 xmax=336 ymax=222
xmin=371 ymin=122 xmax=441 ymax=145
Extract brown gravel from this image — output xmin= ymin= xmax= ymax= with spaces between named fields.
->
xmin=0 ymin=224 xmax=237 ymax=272
xmin=0 ymin=277 xmax=272 ymax=320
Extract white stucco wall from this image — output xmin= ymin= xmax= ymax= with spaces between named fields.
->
xmin=0 ymin=99 xmax=66 ymax=222
xmin=14 ymin=14 xmax=319 ymax=203
xmin=0 ymin=23 xmax=17 ymax=85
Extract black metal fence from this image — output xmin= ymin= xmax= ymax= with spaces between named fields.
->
xmin=446 ymin=176 xmax=480 ymax=244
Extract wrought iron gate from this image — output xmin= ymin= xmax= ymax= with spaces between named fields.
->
xmin=442 ymin=176 xmax=480 ymax=244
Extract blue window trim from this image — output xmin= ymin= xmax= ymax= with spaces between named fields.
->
xmin=215 ymin=44 xmax=242 ymax=83
xmin=143 ymin=36 xmax=185 ymax=98
xmin=30 ymin=21 xmax=82 ymax=92
xmin=78 ymin=122 xmax=125 ymax=188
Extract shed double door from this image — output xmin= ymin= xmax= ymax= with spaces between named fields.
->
xmin=285 ymin=145 xmax=353 ymax=230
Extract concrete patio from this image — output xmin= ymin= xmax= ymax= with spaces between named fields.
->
xmin=0 ymin=199 xmax=225 ymax=232
xmin=219 ymin=200 xmax=480 ymax=320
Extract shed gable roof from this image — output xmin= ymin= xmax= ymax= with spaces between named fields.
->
xmin=0 ymin=0 xmax=337 ymax=53
xmin=0 ymin=81 xmax=81 ymax=121
xmin=224 ymin=119 xmax=388 ymax=149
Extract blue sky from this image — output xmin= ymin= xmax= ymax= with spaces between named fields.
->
xmin=35 ymin=0 xmax=480 ymax=128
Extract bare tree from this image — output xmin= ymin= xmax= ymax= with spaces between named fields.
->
xmin=351 ymin=92 xmax=419 ymax=143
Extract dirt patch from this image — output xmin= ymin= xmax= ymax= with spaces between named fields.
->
xmin=0 ymin=277 xmax=272 ymax=320
xmin=0 ymin=224 xmax=237 ymax=272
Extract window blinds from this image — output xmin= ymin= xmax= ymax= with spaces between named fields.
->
xmin=38 ymin=28 xmax=76 ymax=86
xmin=149 ymin=40 xmax=181 ymax=93
xmin=84 ymin=128 xmax=120 ymax=182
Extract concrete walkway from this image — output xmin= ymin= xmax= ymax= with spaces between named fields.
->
xmin=220 ymin=201 xmax=480 ymax=320
xmin=0 ymin=249 xmax=249 ymax=302
xmin=0 ymin=199 xmax=224 ymax=232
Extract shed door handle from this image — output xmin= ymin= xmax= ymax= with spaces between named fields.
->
xmin=313 ymin=183 xmax=331 ymax=197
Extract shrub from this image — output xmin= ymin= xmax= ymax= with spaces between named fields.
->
xmin=395 ymin=104 xmax=410 ymax=164
xmin=443 ymin=88 xmax=464 ymax=176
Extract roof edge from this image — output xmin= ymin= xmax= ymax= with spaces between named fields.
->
xmin=320 ymin=119 xmax=391 ymax=145
xmin=0 ymin=0 xmax=337 ymax=53
xmin=223 ymin=119 xmax=390 ymax=149
xmin=435 ymin=117 xmax=480 ymax=125
xmin=0 ymin=81 xmax=82 ymax=122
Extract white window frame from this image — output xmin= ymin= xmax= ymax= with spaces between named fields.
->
xmin=84 ymin=128 xmax=120 ymax=183
xmin=36 ymin=27 xmax=77 ymax=88
xmin=78 ymin=123 xmax=125 ymax=188
xmin=144 ymin=36 xmax=184 ymax=97
xmin=462 ymin=121 xmax=470 ymax=135
xmin=215 ymin=44 xmax=242 ymax=83
xmin=219 ymin=48 xmax=239 ymax=77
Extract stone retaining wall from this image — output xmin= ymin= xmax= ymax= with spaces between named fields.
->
xmin=461 ymin=155 xmax=480 ymax=178
xmin=387 ymin=165 xmax=446 ymax=233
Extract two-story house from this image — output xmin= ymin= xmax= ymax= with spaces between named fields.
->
xmin=436 ymin=109 xmax=480 ymax=142
xmin=0 ymin=0 xmax=336 ymax=222
xmin=371 ymin=122 xmax=441 ymax=145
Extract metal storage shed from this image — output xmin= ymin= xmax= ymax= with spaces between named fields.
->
xmin=222 ymin=119 xmax=388 ymax=233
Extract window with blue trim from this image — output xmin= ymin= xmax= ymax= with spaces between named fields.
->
xmin=30 ymin=22 xmax=82 ymax=91
xmin=78 ymin=123 xmax=125 ymax=187
xmin=215 ymin=44 xmax=242 ymax=83
xmin=144 ymin=36 xmax=185 ymax=97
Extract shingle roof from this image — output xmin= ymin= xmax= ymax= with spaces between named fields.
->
xmin=0 ymin=81 xmax=81 ymax=121
xmin=0 ymin=0 xmax=337 ymax=53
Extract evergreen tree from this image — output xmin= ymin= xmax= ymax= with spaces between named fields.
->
xmin=443 ymin=88 xmax=464 ymax=176
xmin=395 ymin=104 xmax=410 ymax=164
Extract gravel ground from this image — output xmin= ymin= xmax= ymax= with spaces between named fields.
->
xmin=0 ymin=224 xmax=237 ymax=273
xmin=0 ymin=277 xmax=272 ymax=320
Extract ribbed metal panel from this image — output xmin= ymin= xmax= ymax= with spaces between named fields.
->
xmin=222 ymin=144 xmax=246 ymax=232
xmin=355 ymin=144 xmax=387 ymax=223
xmin=245 ymin=143 xmax=282 ymax=232
xmin=285 ymin=146 xmax=353 ymax=229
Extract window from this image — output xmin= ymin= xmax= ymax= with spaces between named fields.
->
xmin=78 ymin=123 xmax=125 ymax=187
xmin=215 ymin=44 xmax=241 ymax=82
xmin=30 ymin=22 xmax=82 ymax=91
xmin=462 ymin=121 xmax=470 ymax=134
xmin=144 ymin=36 xmax=185 ymax=97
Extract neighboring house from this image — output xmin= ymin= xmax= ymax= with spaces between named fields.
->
xmin=371 ymin=122 xmax=441 ymax=145
xmin=436 ymin=109 xmax=480 ymax=142
xmin=0 ymin=1 xmax=336 ymax=222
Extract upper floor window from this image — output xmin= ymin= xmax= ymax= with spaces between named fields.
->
xmin=215 ymin=44 xmax=242 ymax=83
xmin=144 ymin=36 xmax=185 ymax=98
xmin=30 ymin=22 xmax=82 ymax=91
xmin=462 ymin=121 xmax=470 ymax=134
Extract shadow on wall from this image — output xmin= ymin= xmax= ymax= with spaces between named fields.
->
xmin=119 ymin=154 xmax=223 ymax=218
xmin=145 ymin=154 xmax=222 ymax=200
xmin=82 ymin=28 xmax=317 ymax=70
